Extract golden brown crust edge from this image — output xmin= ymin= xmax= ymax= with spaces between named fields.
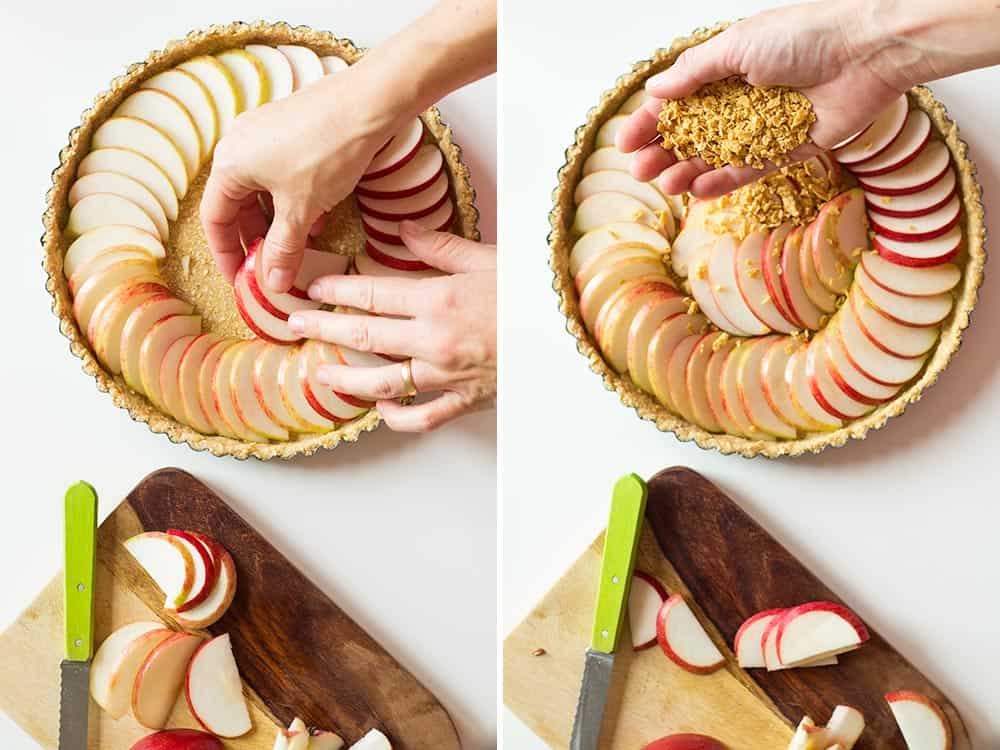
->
xmin=42 ymin=21 xmax=481 ymax=461
xmin=548 ymin=22 xmax=986 ymax=459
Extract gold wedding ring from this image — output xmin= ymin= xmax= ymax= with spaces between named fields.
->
xmin=400 ymin=359 xmax=418 ymax=397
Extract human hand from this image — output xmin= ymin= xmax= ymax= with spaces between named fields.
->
xmin=617 ymin=2 xmax=911 ymax=198
xmin=200 ymin=66 xmax=399 ymax=292
xmin=287 ymin=222 xmax=497 ymax=432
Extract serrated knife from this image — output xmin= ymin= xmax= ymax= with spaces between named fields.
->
xmin=570 ymin=473 xmax=647 ymax=750
xmin=59 ymin=481 xmax=98 ymax=750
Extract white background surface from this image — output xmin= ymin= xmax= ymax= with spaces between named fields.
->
xmin=0 ymin=1 xmax=496 ymax=748
xmin=502 ymin=0 xmax=1000 ymax=747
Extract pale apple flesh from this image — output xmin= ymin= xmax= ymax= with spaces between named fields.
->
xmin=69 ymin=172 xmax=170 ymax=241
xmin=139 ymin=314 xmax=202 ymax=409
xmin=685 ymin=331 xmax=726 ymax=433
xmin=569 ymin=221 xmax=669 ymax=277
xmin=707 ymin=234 xmax=769 ymax=335
xmin=775 ymin=601 xmax=870 ymax=666
xmin=67 ymin=192 xmax=161 ymax=240
xmin=246 ymin=44 xmax=295 ymax=102
xmin=689 ymin=245 xmax=748 ymax=337
xmin=64 ymin=224 xmax=165 ymax=279
xmin=88 ymin=284 xmax=171 ymax=373
xmin=851 ymin=108 xmax=930 ymax=177
xmin=173 ymin=531 xmax=237 ymax=629
xmin=115 ymin=89 xmax=202 ymax=178
xmin=90 ymin=622 xmax=170 ymax=718
xmin=347 ymin=729 xmax=393 ymax=750
xmin=185 ymin=633 xmax=252 ymax=738
xmin=865 ymin=168 xmax=956 ymax=219
xmin=574 ymin=169 xmax=669 ymax=213
xmin=625 ymin=293 xmax=688 ymax=394
xmin=124 ymin=532 xmax=197 ymax=608
xmin=663 ymin=334 xmax=703 ymax=424
xmin=573 ymin=191 xmax=663 ymax=235
xmin=77 ymin=148 xmax=180 ymax=221
xmin=647 ymin=313 xmax=707 ymax=413
xmin=253 ymin=343 xmax=315 ymax=433
xmin=121 ymin=296 xmax=195 ymax=393
xmin=216 ymin=49 xmax=268 ymax=113
xmin=71 ymin=247 xmax=159 ymax=298
xmin=92 ymin=116 xmax=190 ymax=198
xmin=178 ymin=334 xmax=223 ymax=435
xmin=277 ymin=45 xmax=325 ymax=90
xmin=178 ymin=56 xmax=241 ymax=135
xmin=628 ymin=570 xmax=668 ymax=651
xmin=357 ymin=171 xmax=449 ymax=222
xmin=655 ymin=594 xmax=725 ymax=674
xmin=857 ymin=140 xmax=950 ymax=197
xmin=833 ymin=94 xmax=907 ymax=165
xmin=356 ymin=143 xmax=444 ymax=199
xmin=361 ymin=198 xmax=454 ymax=245
xmin=142 ymin=69 xmax=219 ymax=159
xmin=733 ymin=230 xmax=797 ymax=333
xmin=167 ymin=529 xmax=216 ymax=613
xmin=886 ymin=690 xmax=953 ymax=750
xmin=363 ymin=118 xmax=424 ymax=179
xmin=132 ymin=632 xmax=204 ymax=730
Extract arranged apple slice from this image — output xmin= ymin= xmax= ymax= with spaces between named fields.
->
xmin=708 ymin=235 xmax=770 ymax=334
xmin=64 ymin=224 xmax=166 ymax=279
xmin=139 ymin=314 xmax=202 ymax=409
xmin=124 ymin=531 xmax=197 ymax=608
xmin=663 ymin=334 xmax=704 ymax=424
xmin=176 ymin=334 xmax=223 ymax=434
xmin=655 ymin=594 xmax=725 ymax=674
xmin=178 ymin=56 xmax=241 ymax=134
xmin=277 ymin=345 xmax=338 ymax=433
xmin=356 ymin=171 xmax=449 ymax=221
xmin=348 ymin=729 xmax=392 ymax=750
xmin=213 ymin=342 xmax=270 ymax=442
xmin=825 ymin=705 xmax=866 ymax=750
xmin=78 ymin=148 xmax=180 ymax=221
xmin=628 ymin=571 xmax=668 ymax=650
xmin=229 ymin=339 xmax=290 ymax=440
xmin=246 ymin=44 xmax=295 ymax=101
xmin=234 ymin=267 xmax=301 ymax=343
xmin=173 ymin=531 xmax=238 ymax=629
xmin=720 ymin=342 xmax=763 ymax=438
xmin=833 ymin=304 xmax=927 ymax=385
xmin=575 ymin=170 xmax=669 ymax=213
xmin=806 ymin=338 xmax=875 ymax=420
xmin=760 ymin=223 xmax=801 ymax=328
xmin=364 ymin=118 xmax=425 ymax=180
xmin=870 ymin=194 xmax=960 ymax=243
xmin=811 ymin=197 xmax=863 ymax=296
xmin=833 ymin=94 xmax=907 ymax=165
xmin=198 ymin=340 xmax=240 ymax=438
xmin=685 ymin=332 xmax=727 ymax=432
xmin=595 ymin=114 xmax=629 ymax=148
xmin=705 ymin=339 xmax=746 ymax=437
xmin=775 ymin=601 xmax=870 ymax=666
xmin=66 ymin=192 xmax=161 ymax=240
xmin=733 ymin=230 xmax=798 ymax=333
xmin=687 ymin=246 xmax=745 ymax=336
xmin=356 ymin=144 xmax=444 ymax=199
xmin=851 ymin=109 xmax=931 ymax=177
xmin=799 ymin=222 xmax=841 ymax=312
xmin=115 ymin=89 xmax=202 ymax=178
xmin=354 ymin=250 xmax=442 ymax=279
xmin=857 ymin=140 xmax=950 ymax=197
xmin=242 ymin=244 xmax=322 ymax=319
xmin=761 ymin=614 xmax=839 ymax=672
xmin=90 ymin=622 xmax=172 ymax=718
xmin=670 ymin=202 xmax=717 ymax=277
xmin=760 ymin=338 xmax=826 ymax=432
xmin=738 ymin=336 xmax=798 ymax=438
xmin=886 ymin=691 xmax=952 ymax=750
xmin=216 ymin=49 xmax=268 ymax=112
xmin=88 ymin=283 xmax=170 ymax=371
xmin=618 ymin=88 xmax=650 ymax=114
xmin=299 ymin=341 xmax=370 ymax=422
xmin=121 ymin=295 xmax=194 ymax=391
xmin=142 ymin=69 xmax=219 ymax=158
xmin=132 ymin=632 xmax=204 ymax=729
xmin=71 ymin=246 xmax=159 ymax=298
xmin=873 ymin=224 xmax=962 ymax=268
xmin=92 ymin=117 xmax=189 ymax=197
xmin=785 ymin=347 xmax=843 ymax=431
xmin=167 ymin=529 xmax=216 ymax=613
xmin=850 ymin=287 xmax=939 ymax=358
xmin=821 ymin=331 xmax=902 ymax=405
xmin=361 ymin=198 xmax=454 ymax=244
xmin=860 ymin=251 xmax=960 ymax=296
xmin=160 ymin=334 xmax=199 ymax=422
xmin=575 ymin=243 xmax=662 ymax=291
xmin=582 ymin=146 xmax=632 ymax=175
xmin=597 ymin=280 xmax=676 ymax=372
xmin=734 ymin=609 xmax=785 ymax=668
xmin=72 ymin=258 xmax=161 ymax=332
xmin=855 ymin=266 xmax=952 ymax=326
xmin=647 ymin=313 xmax=707 ymax=413
xmin=626 ymin=292 xmax=688 ymax=394
xmin=365 ymin=237 xmax=432 ymax=272
xmin=69 ymin=172 xmax=170 ymax=241
xmin=579 ymin=258 xmax=667 ymax=331
xmin=184 ymin=633 xmax=251 ymax=737
xmin=321 ymin=55 xmax=349 ymax=74
xmin=573 ymin=192 xmax=663 ymax=235
xmin=129 ymin=729 xmax=223 ymax=750
xmin=252 ymin=343 xmax=314 ymax=433
xmin=277 ymin=45 xmax=325 ymax=89
xmin=780 ymin=226 xmax=825 ymax=330
xmin=865 ymin=168 xmax=956 ymax=219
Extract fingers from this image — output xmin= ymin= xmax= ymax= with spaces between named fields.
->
xmin=629 ymin=140 xmax=677 ymax=183
xmin=317 ymin=359 xmax=445 ymax=401
xmin=616 ymin=98 xmax=664 ymax=154
xmin=288 ymin=310 xmax=423 ymax=359
xmin=307 ymin=274 xmax=422 ymax=317
xmin=237 ymin=196 xmax=271 ymax=251
xmin=262 ymin=204 xmax=312 ymax=293
xmin=377 ymin=391 xmax=469 ymax=432
xmin=200 ymin=173 xmax=256 ymax=283
xmin=645 ymin=33 xmax=740 ymax=100
xmin=654 ymin=157 xmax=713 ymax=197
xmin=309 ymin=211 xmax=329 ymax=238
xmin=687 ymin=143 xmax=823 ymax=198
xmin=400 ymin=222 xmax=496 ymax=273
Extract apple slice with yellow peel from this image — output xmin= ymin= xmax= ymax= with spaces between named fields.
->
xmin=64 ymin=224 xmax=164 ymax=279
xmin=160 ymin=334 xmax=198 ymax=422
xmin=663 ymin=334 xmax=703 ymax=423
xmin=254 ymin=343 xmax=314 ymax=433
xmin=142 ymin=69 xmax=219 ymax=160
xmin=626 ymin=291 xmax=687 ymax=393
xmin=708 ymin=234 xmax=769 ymax=334
xmin=246 ymin=44 xmax=294 ymax=101
xmin=124 ymin=531 xmax=197 ymax=608
xmin=850 ymin=286 xmax=938 ymax=358
xmin=569 ymin=222 xmax=669 ymax=277
xmin=196 ymin=339 xmax=238 ymax=437
xmin=176 ymin=334 xmax=222 ymax=434
xmin=89 ymin=283 xmax=170 ymax=372
xmin=596 ymin=279 xmax=675 ymax=372
xmin=573 ymin=192 xmax=663 ymax=235
xmin=738 ymin=336 xmax=798 ymax=439
xmin=214 ymin=342 xmax=270 ymax=442
xmin=231 ymin=339 xmax=289 ymax=440
xmin=575 ymin=170 xmax=669 ymax=212
xmin=705 ymin=339 xmax=746 ymax=437
xmin=685 ymin=332 xmax=727 ymax=432
xmin=579 ymin=257 xmax=667 ymax=332
xmin=90 ymin=622 xmax=171 ymax=718
xmin=66 ymin=192 xmax=160 ymax=240
xmin=647 ymin=313 xmax=707 ymax=413
xmin=618 ymin=88 xmax=650 ymax=114
xmin=216 ymin=49 xmax=268 ymax=111
xmin=72 ymin=258 xmax=160 ymax=332
xmin=859 ymin=251 xmax=960 ymax=296
xmin=78 ymin=148 xmax=179 ymax=221
xmin=140 ymin=314 xmax=202 ymax=409
xmin=780 ymin=226 xmax=824 ymax=330
xmin=278 ymin=45 xmax=325 ymax=89
xmin=132 ymin=632 xmax=204 ymax=729
xmin=71 ymin=247 xmax=158 ymax=296
xmin=278 ymin=345 xmax=338 ymax=432
xmin=760 ymin=338 xmax=826 ymax=432
xmin=173 ymin=531 xmax=237 ymax=629
xmin=785 ymin=347 xmax=843 ymax=431
xmin=115 ymin=89 xmax=202 ymax=178
xmin=886 ymin=691 xmax=952 ymax=750
xmin=595 ymin=114 xmax=629 ymax=148
xmin=179 ymin=56 xmax=242 ymax=133
xmin=575 ymin=243 xmax=662 ymax=292
xmin=733 ymin=230 xmax=798 ymax=334
xmin=69 ymin=173 xmax=169 ymax=241
xmin=348 ymin=729 xmax=393 ymax=750
xmin=806 ymin=337 xmax=875 ymax=420
xmin=798 ymin=221 xmax=838 ymax=313
xmin=185 ymin=633 xmax=251 ymax=737
xmin=92 ymin=117 xmax=190 ymax=197
xmin=121 ymin=295 xmax=194 ymax=392
xmin=583 ymin=147 xmax=631 ymax=175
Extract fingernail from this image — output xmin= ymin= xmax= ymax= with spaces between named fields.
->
xmin=307 ymin=281 xmax=324 ymax=300
xmin=646 ymin=71 xmax=670 ymax=89
xmin=399 ymin=220 xmax=429 ymax=239
xmin=316 ymin=366 xmax=331 ymax=386
xmin=268 ymin=268 xmax=294 ymax=292
xmin=288 ymin=314 xmax=305 ymax=334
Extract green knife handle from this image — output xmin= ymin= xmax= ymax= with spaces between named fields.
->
xmin=590 ymin=473 xmax=647 ymax=653
xmin=64 ymin=482 xmax=98 ymax=662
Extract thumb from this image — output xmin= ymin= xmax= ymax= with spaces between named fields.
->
xmin=645 ymin=32 xmax=740 ymax=101
xmin=262 ymin=205 xmax=311 ymax=293
xmin=399 ymin=222 xmax=495 ymax=274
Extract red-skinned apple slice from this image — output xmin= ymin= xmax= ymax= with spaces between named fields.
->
xmin=582 ymin=146 xmax=631 ymax=175
xmin=176 ymin=334 xmax=221 ymax=434
xmin=733 ymin=230 xmax=798 ymax=333
xmin=356 ymin=171 xmax=449 ymax=221
xmin=738 ymin=336 xmax=798 ymax=438
xmin=705 ymin=339 xmax=746 ymax=436
xmin=812 ymin=189 xmax=868 ymax=292
xmin=760 ymin=223 xmax=801 ymax=328
xmin=285 ymin=718 xmax=311 ymax=750
xmin=865 ymin=168 xmax=956 ymax=219
xmin=315 ymin=341 xmax=380 ymax=408
xmin=167 ymin=529 xmax=216 ymax=612
xmin=685 ymin=332 xmax=727 ymax=432
xmin=356 ymin=143 xmax=443 ymax=199
xmin=66 ymin=192 xmax=160 ymax=240
xmin=734 ymin=609 xmax=784 ymax=668
xmin=88 ymin=283 xmax=170 ymax=371
xmin=834 ymin=95 xmax=907 ymax=165
xmin=243 ymin=243 xmax=323 ymax=319
xmin=798 ymin=220 xmax=839 ymax=313
xmin=688 ymin=247 xmax=747 ymax=336
xmin=90 ymin=622 xmax=171 ymax=718
xmin=780 ymin=226 xmax=824 ymax=330
xmin=310 ymin=731 xmax=346 ymax=750
xmin=870 ymin=195 xmax=961 ymax=243
xmin=130 ymin=729 xmax=223 ymax=750
xmin=365 ymin=238 xmax=432 ymax=272
xmin=826 ymin=705 xmax=866 ymax=750
xmin=569 ymin=222 xmax=669 ymax=277
xmin=647 ymin=313 xmax=707 ymax=413
xmin=720 ymin=342 xmax=763 ymax=438
xmin=597 ymin=280 xmax=676 ymax=372
xmin=855 ymin=266 xmax=952 ymax=326
xmin=160 ymin=335 xmax=198 ymax=422
xmin=860 ymin=251 xmax=960 ymax=296
xmin=857 ymin=140 xmax=950 ymax=196
xmin=363 ymin=118 xmax=424 ymax=179
xmin=850 ymin=287 xmax=939 ymax=358
xmin=277 ymin=346 xmax=338 ymax=432
xmin=575 ymin=169 xmax=669 ymax=212
xmin=775 ymin=601 xmax=870 ymax=666
xmin=629 ymin=571 xmax=669 ymax=650
xmin=785 ymin=347 xmax=842 ymax=431
xmin=873 ymin=224 xmax=962 ymax=268
xmin=64 ymin=225 xmax=165 ymax=279
xmin=77 ymin=148 xmax=179 ymax=221
xmin=214 ymin=342 xmax=270 ymax=442
xmin=573 ymin=192 xmax=664 ymax=235
xmin=139 ymin=314 xmax=202 ymax=410
xmin=72 ymin=258 xmax=161 ymax=331
xmin=132 ymin=632 xmax=204 ymax=729
xmin=834 ymin=304 xmax=927 ymax=385
xmin=641 ymin=735 xmax=727 ymax=750
xmin=197 ymin=340 xmax=238 ymax=437
xmin=121 ymin=295 xmax=194 ymax=392
xmin=234 ymin=267 xmax=301 ymax=343
xmin=174 ymin=532 xmax=238 ymax=628
xmin=822 ymin=330 xmax=902 ymax=404
xmin=627 ymin=292 xmax=688 ymax=394
xmin=70 ymin=172 xmax=170 ymax=241
xmin=285 ymin=245 xmax=352 ymax=300
xmin=299 ymin=341 xmax=369 ymax=422
xmin=663 ymin=334 xmax=703 ymax=423
xmin=349 ymin=729 xmax=392 ymax=750
xmin=361 ymin=198 xmax=454 ymax=245
xmin=353 ymin=251 xmax=442 ymax=279
xmin=806 ymin=337 xmax=875 ymax=420
xmin=655 ymin=594 xmax=725 ymax=674
xmin=230 ymin=339 xmax=290 ymax=440
xmin=851 ymin=109 xmax=931 ymax=177
xmin=124 ymin=532 xmax=196 ymax=608
xmin=579 ymin=260 xmax=667 ymax=332
xmin=761 ymin=614 xmax=839 ymax=671
xmin=708 ymin=234 xmax=769 ymax=334
xmin=832 ymin=124 xmax=870 ymax=150
xmin=886 ymin=691 xmax=953 ymax=750
xmin=253 ymin=343 xmax=314 ymax=433
xmin=185 ymin=633 xmax=251 ymax=737
xmin=760 ymin=338 xmax=826 ymax=432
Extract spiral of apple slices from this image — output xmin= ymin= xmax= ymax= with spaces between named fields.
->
xmin=62 ymin=44 xmax=460 ymax=443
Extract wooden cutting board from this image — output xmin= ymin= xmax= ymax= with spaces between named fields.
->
xmin=0 ymin=468 xmax=459 ymax=750
xmin=504 ymin=467 xmax=969 ymax=750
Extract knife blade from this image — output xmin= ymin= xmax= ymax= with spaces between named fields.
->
xmin=570 ymin=473 xmax=647 ymax=750
xmin=59 ymin=481 xmax=98 ymax=750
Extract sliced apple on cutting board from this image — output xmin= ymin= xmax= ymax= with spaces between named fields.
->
xmin=628 ymin=571 xmax=668 ymax=650
xmin=124 ymin=532 xmax=197 ymax=609
xmin=132 ymin=632 xmax=204 ymax=729
xmin=886 ymin=691 xmax=953 ymax=750
xmin=185 ymin=633 xmax=251 ymax=737
xmin=656 ymin=594 xmax=725 ymax=674
xmin=90 ymin=622 xmax=172 ymax=718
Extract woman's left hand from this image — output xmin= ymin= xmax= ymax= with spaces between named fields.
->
xmin=288 ymin=221 xmax=497 ymax=432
